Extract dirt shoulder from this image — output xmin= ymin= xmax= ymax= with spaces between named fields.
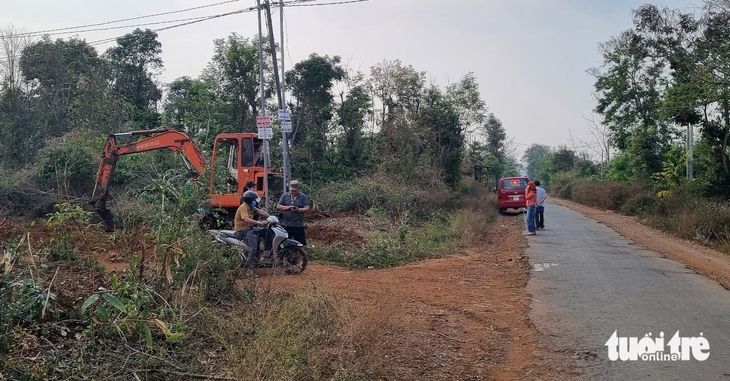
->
xmin=552 ymin=197 xmax=730 ymax=290
xmin=264 ymin=215 xmax=575 ymax=380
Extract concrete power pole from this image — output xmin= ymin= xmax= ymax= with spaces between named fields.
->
xmin=257 ymin=0 xmax=270 ymax=206
xmin=263 ymin=0 xmax=291 ymax=194
xmin=280 ymin=0 xmax=291 ymax=193
xmin=688 ymin=125 xmax=694 ymax=180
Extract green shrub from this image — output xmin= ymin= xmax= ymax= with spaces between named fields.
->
xmin=313 ymin=172 xmax=449 ymax=219
xmin=166 ymin=222 xmax=240 ymax=302
xmin=35 ymin=146 xmax=95 ymax=195
xmin=551 ymin=174 xmax=575 ymax=199
xmin=559 ymin=181 xmax=574 ymax=199
xmin=309 ymin=218 xmax=457 ymax=270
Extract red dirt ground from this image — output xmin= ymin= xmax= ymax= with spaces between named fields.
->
xmin=259 ymin=215 xmax=577 ymax=380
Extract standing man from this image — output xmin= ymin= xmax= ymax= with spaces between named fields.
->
xmin=535 ymin=180 xmax=547 ymax=230
xmin=276 ymin=180 xmax=310 ymax=245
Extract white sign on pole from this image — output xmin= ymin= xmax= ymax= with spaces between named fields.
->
xmin=256 ymin=115 xmax=272 ymax=127
xmin=278 ymin=109 xmax=290 ymax=121
xmin=281 ymin=121 xmax=292 ymax=133
xmin=258 ymin=127 xmax=273 ymax=140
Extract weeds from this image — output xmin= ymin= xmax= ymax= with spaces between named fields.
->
xmin=44 ymin=202 xmax=92 ymax=261
xmin=313 ymin=172 xmax=450 ymax=219
xmin=564 ymin=181 xmax=730 ymax=256
xmin=309 ymin=180 xmax=498 ymax=269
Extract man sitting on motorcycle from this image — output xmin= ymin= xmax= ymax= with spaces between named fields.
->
xmin=234 ymin=191 xmax=270 ymax=268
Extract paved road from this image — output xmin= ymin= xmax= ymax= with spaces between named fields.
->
xmin=525 ymin=201 xmax=730 ymax=381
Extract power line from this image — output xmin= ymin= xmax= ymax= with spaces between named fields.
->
xmin=286 ymin=0 xmax=371 ymax=7
xmin=9 ymin=0 xmax=243 ymax=38
xmin=88 ymin=6 xmax=259 ymax=46
xmin=21 ymin=0 xmax=370 ymax=48
xmin=19 ymin=16 xmax=213 ymax=38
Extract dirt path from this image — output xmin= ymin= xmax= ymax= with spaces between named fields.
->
xmin=259 ymin=215 xmax=574 ymax=380
xmin=552 ymin=198 xmax=730 ymax=290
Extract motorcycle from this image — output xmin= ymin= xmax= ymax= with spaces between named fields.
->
xmin=210 ymin=216 xmax=308 ymax=274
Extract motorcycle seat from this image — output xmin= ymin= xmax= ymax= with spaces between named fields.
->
xmin=219 ymin=230 xmax=238 ymax=239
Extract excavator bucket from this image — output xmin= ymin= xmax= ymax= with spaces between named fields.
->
xmin=96 ymin=207 xmax=115 ymax=232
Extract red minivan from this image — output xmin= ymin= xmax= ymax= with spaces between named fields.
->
xmin=497 ymin=176 xmax=530 ymax=213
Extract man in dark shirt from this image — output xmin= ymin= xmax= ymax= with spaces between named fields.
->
xmin=276 ymin=180 xmax=310 ymax=245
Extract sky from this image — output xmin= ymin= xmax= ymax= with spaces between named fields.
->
xmin=1 ymin=0 xmax=701 ymax=158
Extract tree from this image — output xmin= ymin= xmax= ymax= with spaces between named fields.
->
xmin=369 ymin=60 xmax=426 ymax=126
xmin=447 ymin=72 xmax=487 ymax=135
xmin=0 ymin=25 xmax=32 ymax=92
xmin=287 ymin=54 xmax=345 ymax=182
xmin=552 ymin=147 xmax=576 ymax=173
xmin=106 ymin=29 xmax=163 ymax=129
xmin=420 ymin=86 xmax=463 ymax=187
xmin=592 ymin=28 xmax=678 ymax=178
xmin=162 ymin=76 xmax=217 ymax=141
xmin=20 ymin=37 xmax=105 ymax=137
xmin=202 ymin=34 xmax=272 ymax=134
xmin=335 ymin=84 xmax=373 ymax=179
xmin=593 ymin=31 xmax=670 ymax=151
xmin=522 ymin=144 xmax=551 ymax=179
xmin=630 ymin=3 xmax=730 ymax=190
xmin=0 ymin=26 xmax=34 ymax=167
xmin=484 ymin=114 xmax=506 ymax=160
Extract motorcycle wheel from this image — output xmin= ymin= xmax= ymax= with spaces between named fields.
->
xmin=277 ymin=247 xmax=307 ymax=274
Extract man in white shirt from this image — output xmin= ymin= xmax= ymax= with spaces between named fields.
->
xmin=535 ymin=180 xmax=547 ymax=230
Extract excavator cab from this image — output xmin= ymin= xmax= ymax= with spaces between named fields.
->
xmin=209 ymin=134 xmax=282 ymax=211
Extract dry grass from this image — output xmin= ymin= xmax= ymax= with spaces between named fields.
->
xmin=449 ymin=179 xmax=499 ymax=246
xmin=215 ymin=286 xmax=408 ymax=381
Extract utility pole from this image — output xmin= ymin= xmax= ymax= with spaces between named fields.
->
xmin=280 ymin=0 xmax=291 ymax=193
xmin=688 ymin=125 xmax=694 ymax=180
xmin=263 ymin=0 xmax=291 ymax=194
xmin=257 ymin=0 xmax=270 ymax=207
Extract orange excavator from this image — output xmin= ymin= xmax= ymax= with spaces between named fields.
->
xmin=91 ymin=128 xmax=283 ymax=230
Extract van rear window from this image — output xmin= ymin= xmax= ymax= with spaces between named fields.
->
xmin=502 ymin=179 xmax=527 ymax=190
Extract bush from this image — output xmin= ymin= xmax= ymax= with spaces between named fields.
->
xmin=551 ymin=174 xmax=575 ymax=199
xmin=313 ymin=171 xmax=449 ymax=219
xmin=34 ymin=145 xmax=96 ymax=196
xmin=571 ymin=182 xmax=653 ymax=212
xmin=621 ymin=194 xmax=658 ymax=216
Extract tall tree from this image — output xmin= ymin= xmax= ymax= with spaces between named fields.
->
xmin=20 ymin=37 xmax=104 ymax=137
xmin=593 ymin=30 xmax=673 ymax=177
xmin=0 ymin=26 xmax=34 ymax=167
xmin=522 ymin=144 xmax=551 ymax=179
xmin=202 ymin=33 xmax=272 ymax=134
xmin=162 ymin=76 xmax=217 ymax=141
xmin=105 ymin=29 xmax=163 ymax=129
xmin=369 ymin=60 xmax=426 ymax=126
xmin=420 ymin=86 xmax=463 ymax=187
xmin=447 ymin=72 xmax=487 ymax=135
xmin=335 ymin=84 xmax=372 ymax=178
xmin=287 ymin=54 xmax=345 ymax=182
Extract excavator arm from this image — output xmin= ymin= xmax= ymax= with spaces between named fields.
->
xmin=91 ymin=128 xmax=206 ymax=230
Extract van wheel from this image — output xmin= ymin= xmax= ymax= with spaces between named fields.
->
xmin=499 ymin=208 xmax=506 ymax=215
